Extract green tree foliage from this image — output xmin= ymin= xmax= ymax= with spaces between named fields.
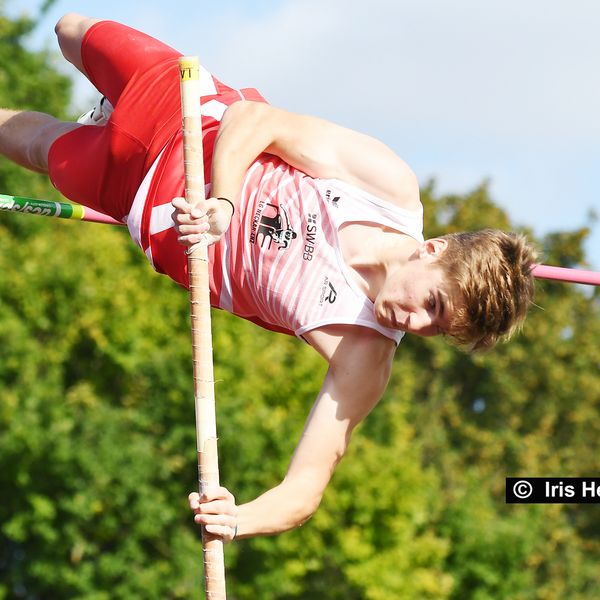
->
xmin=1 ymin=6 xmax=599 ymax=599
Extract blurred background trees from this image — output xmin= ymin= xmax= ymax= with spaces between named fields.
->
xmin=1 ymin=4 xmax=598 ymax=599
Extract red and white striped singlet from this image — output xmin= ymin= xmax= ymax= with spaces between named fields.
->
xmin=127 ymin=83 xmax=424 ymax=344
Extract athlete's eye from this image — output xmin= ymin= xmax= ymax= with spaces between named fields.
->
xmin=428 ymin=294 xmax=436 ymax=310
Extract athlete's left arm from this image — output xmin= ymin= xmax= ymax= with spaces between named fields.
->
xmin=173 ymin=102 xmax=421 ymax=245
xmin=231 ymin=327 xmax=396 ymax=538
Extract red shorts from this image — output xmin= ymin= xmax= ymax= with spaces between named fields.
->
xmin=48 ymin=21 xmax=265 ymax=221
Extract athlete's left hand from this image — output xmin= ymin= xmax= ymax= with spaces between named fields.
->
xmin=172 ymin=196 xmax=234 ymax=246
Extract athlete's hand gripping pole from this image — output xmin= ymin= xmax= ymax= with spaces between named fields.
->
xmin=179 ymin=56 xmax=227 ymax=600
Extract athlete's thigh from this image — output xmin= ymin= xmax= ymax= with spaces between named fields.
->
xmin=79 ymin=20 xmax=182 ymax=106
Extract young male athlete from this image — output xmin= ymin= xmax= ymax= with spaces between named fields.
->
xmin=0 ymin=14 xmax=536 ymax=542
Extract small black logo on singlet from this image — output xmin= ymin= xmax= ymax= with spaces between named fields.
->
xmin=251 ymin=202 xmax=297 ymax=250
xmin=325 ymin=189 xmax=341 ymax=207
xmin=325 ymin=283 xmax=337 ymax=303
xmin=319 ymin=276 xmax=338 ymax=306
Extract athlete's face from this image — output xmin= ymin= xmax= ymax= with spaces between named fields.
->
xmin=374 ymin=239 xmax=457 ymax=337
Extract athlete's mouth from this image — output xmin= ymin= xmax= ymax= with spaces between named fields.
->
xmin=403 ymin=314 xmax=411 ymax=332
xmin=390 ymin=310 xmax=408 ymax=332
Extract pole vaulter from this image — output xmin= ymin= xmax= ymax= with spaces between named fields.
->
xmin=0 ymin=16 xmax=597 ymax=593
xmin=2 ymin=193 xmax=598 ymax=288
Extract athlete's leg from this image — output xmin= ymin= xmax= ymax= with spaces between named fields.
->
xmin=0 ymin=108 xmax=79 ymax=173
xmin=54 ymin=13 xmax=101 ymax=78
xmin=48 ymin=18 xmax=187 ymax=217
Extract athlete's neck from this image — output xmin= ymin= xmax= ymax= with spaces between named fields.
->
xmin=339 ymin=224 xmax=419 ymax=301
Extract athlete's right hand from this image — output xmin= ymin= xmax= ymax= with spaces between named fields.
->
xmin=171 ymin=196 xmax=234 ymax=247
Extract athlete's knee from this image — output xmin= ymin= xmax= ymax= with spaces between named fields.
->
xmin=55 ymin=13 xmax=100 ymax=69
xmin=0 ymin=110 xmax=76 ymax=174
xmin=55 ymin=13 xmax=88 ymax=38
xmin=28 ymin=118 xmax=80 ymax=174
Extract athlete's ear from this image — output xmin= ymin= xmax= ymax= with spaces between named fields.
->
xmin=418 ymin=238 xmax=448 ymax=259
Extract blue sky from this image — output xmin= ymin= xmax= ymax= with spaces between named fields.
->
xmin=8 ymin=0 xmax=600 ymax=268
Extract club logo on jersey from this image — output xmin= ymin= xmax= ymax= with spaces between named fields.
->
xmin=325 ymin=189 xmax=340 ymax=207
xmin=319 ymin=276 xmax=338 ymax=306
xmin=303 ymin=213 xmax=319 ymax=261
xmin=250 ymin=201 xmax=297 ymax=250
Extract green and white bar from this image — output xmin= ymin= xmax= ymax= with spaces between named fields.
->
xmin=0 ymin=193 xmax=124 ymax=225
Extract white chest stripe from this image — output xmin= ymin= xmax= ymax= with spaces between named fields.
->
xmin=126 ymin=146 xmax=165 ymax=249
xmin=219 ymin=233 xmax=233 ymax=312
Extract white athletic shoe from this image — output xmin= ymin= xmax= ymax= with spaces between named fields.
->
xmin=77 ymin=96 xmax=114 ymax=125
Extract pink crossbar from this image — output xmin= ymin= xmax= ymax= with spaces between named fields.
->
xmin=532 ymin=264 xmax=600 ymax=286
xmin=83 ymin=207 xmax=124 ymax=225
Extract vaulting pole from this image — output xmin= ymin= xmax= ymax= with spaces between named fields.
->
xmin=179 ymin=56 xmax=227 ymax=599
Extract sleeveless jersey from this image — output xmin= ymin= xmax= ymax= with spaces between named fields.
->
xmin=219 ymin=157 xmax=424 ymax=344
xmin=127 ymin=112 xmax=424 ymax=345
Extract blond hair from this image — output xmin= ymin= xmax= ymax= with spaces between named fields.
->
xmin=436 ymin=230 xmax=537 ymax=351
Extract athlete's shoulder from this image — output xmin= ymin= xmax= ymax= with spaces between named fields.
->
xmin=382 ymin=163 xmax=421 ymax=212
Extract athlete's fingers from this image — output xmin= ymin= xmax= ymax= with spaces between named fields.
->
xmin=172 ymin=208 xmax=206 ymax=225
xmin=172 ymin=212 xmax=191 ymax=227
xmin=190 ymin=206 xmax=205 ymax=219
xmin=204 ymin=523 xmax=236 ymax=539
xmin=172 ymin=197 xmax=223 ymax=218
xmin=171 ymin=196 xmax=191 ymax=213
xmin=189 ymin=488 xmax=238 ymax=544
xmin=177 ymin=233 xmax=206 ymax=246
xmin=172 ymin=208 xmax=209 ymax=236
xmin=189 ymin=494 xmax=237 ymax=519
xmin=202 ymin=523 xmax=237 ymax=543
xmin=194 ymin=511 xmax=236 ymax=526
xmin=172 ymin=210 xmax=189 ymax=225
xmin=194 ymin=513 xmax=237 ymax=542
xmin=193 ymin=499 xmax=234 ymax=515
xmin=176 ymin=222 xmax=210 ymax=235
xmin=189 ymin=488 xmax=235 ymax=508
xmin=188 ymin=492 xmax=201 ymax=509
xmin=204 ymin=524 xmax=231 ymax=535
xmin=200 ymin=486 xmax=236 ymax=504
